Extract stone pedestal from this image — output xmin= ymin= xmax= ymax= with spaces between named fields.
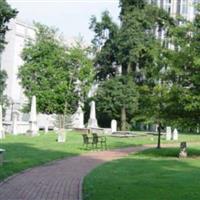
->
xmin=166 ymin=126 xmax=172 ymax=141
xmin=57 ymin=129 xmax=66 ymax=143
xmin=87 ymin=101 xmax=98 ymax=128
xmin=111 ymin=120 xmax=117 ymax=133
xmin=172 ymin=128 xmax=178 ymax=140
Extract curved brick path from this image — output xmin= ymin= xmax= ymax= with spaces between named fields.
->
xmin=0 ymin=146 xmax=147 ymax=200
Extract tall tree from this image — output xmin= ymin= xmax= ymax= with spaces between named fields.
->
xmin=95 ymin=76 xmax=138 ymax=130
xmin=0 ymin=0 xmax=18 ymax=52
xmin=90 ymin=11 xmax=120 ymax=80
xmin=164 ymin=11 xmax=200 ymax=132
xmin=19 ymin=23 xmax=94 ymax=127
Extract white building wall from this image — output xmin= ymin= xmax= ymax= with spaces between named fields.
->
xmin=0 ymin=19 xmax=35 ymax=121
xmin=153 ymin=0 xmax=200 ymax=21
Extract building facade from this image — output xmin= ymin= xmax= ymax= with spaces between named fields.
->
xmin=149 ymin=0 xmax=200 ymax=21
xmin=0 ymin=18 xmax=35 ymax=121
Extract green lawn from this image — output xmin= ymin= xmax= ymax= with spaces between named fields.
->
xmin=0 ymin=131 xmax=199 ymax=184
xmin=83 ymin=145 xmax=200 ymax=200
xmin=0 ymin=131 xmax=155 ymax=181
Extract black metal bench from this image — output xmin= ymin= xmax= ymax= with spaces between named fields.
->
xmin=92 ymin=133 xmax=107 ymax=149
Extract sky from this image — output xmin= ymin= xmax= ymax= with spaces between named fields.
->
xmin=7 ymin=0 xmax=120 ymax=44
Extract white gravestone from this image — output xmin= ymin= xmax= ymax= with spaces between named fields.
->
xmin=172 ymin=128 xmax=178 ymax=140
xmin=57 ymin=129 xmax=66 ymax=143
xmin=29 ymin=96 xmax=38 ymax=136
xmin=0 ymin=105 xmax=5 ymax=139
xmin=166 ymin=126 xmax=172 ymax=141
xmin=87 ymin=101 xmax=98 ymax=128
xmin=111 ymin=120 xmax=117 ymax=133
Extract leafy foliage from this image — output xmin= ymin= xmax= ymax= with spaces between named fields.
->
xmin=19 ymin=23 xmax=94 ymax=116
xmin=95 ymin=76 xmax=138 ymax=130
xmin=0 ymin=0 xmax=18 ymax=52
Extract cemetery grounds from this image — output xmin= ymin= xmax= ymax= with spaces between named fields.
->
xmin=0 ymin=131 xmax=200 ymax=200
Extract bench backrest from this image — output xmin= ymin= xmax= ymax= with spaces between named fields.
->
xmin=92 ymin=133 xmax=99 ymax=144
xmin=82 ymin=134 xmax=90 ymax=144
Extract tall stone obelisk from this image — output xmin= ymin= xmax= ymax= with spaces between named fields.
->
xmin=0 ymin=105 xmax=5 ymax=139
xmin=87 ymin=101 xmax=98 ymax=128
xmin=29 ymin=96 xmax=38 ymax=136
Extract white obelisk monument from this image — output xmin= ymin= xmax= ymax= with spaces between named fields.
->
xmin=29 ymin=96 xmax=38 ymax=136
xmin=87 ymin=101 xmax=98 ymax=128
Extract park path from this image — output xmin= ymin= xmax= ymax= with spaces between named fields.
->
xmin=0 ymin=146 xmax=148 ymax=200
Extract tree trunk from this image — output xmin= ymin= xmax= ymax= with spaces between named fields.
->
xmin=157 ymin=122 xmax=161 ymax=149
xmin=121 ymin=106 xmax=126 ymax=131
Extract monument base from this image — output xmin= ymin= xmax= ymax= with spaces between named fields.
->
xmin=87 ymin=118 xmax=98 ymax=128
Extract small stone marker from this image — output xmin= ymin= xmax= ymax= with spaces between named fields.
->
xmin=57 ymin=129 xmax=66 ymax=143
xmin=0 ymin=149 xmax=5 ymax=165
xmin=172 ymin=128 xmax=178 ymax=140
xmin=111 ymin=120 xmax=117 ymax=133
xmin=29 ymin=96 xmax=38 ymax=136
xmin=166 ymin=126 xmax=172 ymax=141
xmin=179 ymin=142 xmax=187 ymax=158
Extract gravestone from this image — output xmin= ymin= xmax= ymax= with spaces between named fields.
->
xmin=57 ymin=129 xmax=66 ymax=143
xmin=111 ymin=120 xmax=117 ymax=133
xmin=172 ymin=128 xmax=178 ymax=140
xmin=29 ymin=96 xmax=38 ymax=136
xmin=179 ymin=142 xmax=187 ymax=158
xmin=166 ymin=126 xmax=172 ymax=141
xmin=87 ymin=101 xmax=98 ymax=128
xmin=0 ymin=105 xmax=5 ymax=139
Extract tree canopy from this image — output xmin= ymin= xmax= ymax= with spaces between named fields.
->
xmin=19 ymin=23 xmax=94 ymax=116
xmin=94 ymin=75 xmax=138 ymax=130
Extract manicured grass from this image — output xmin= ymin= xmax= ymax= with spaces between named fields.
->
xmin=83 ymin=145 xmax=200 ymax=200
xmin=0 ymin=131 xmax=199 ymax=182
xmin=0 ymin=131 xmax=155 ymax=181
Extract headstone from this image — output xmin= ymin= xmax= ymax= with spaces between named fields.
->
xmin=12 ymin=112 xmax=18 ymax=135
xmin=29 ymin=96 xmax=38 ymax=136
xmin=111 ymin=120 xmax=117 ymax=133
xmin=179 ymin=142 xmax=187 ymax=158
xmin=0 ymin=105 xmax=5 ymax=139
xmin=166 ymin=126 xmax=172 ymax=141
xmin=57 ymin=129 xmax=66 ymax=143
xmin=87 ymin=101 xmax=98 ymax=128
xmin=172 ymin=128 xmax=178 ymax=140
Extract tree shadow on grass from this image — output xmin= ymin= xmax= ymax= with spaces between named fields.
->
xmin=0 ymin=142 xmax=79 ymax=181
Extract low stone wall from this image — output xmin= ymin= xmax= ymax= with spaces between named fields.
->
xmin=3 ymin=121 xmax=29 ymax=134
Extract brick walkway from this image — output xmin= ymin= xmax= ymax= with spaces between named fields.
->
xmin=0 ymin=146 xmax=147 ymax=200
